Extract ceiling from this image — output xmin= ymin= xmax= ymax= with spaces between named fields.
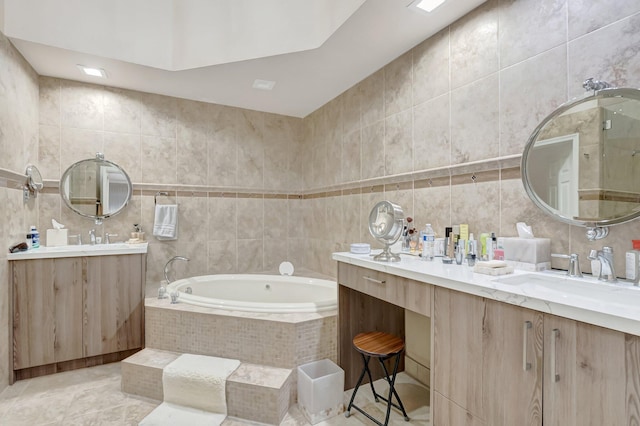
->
xmin=2 ymin=0 xmax=485 ymax=118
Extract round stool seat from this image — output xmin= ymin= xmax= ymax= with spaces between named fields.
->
xmin=353 ymin=331 xmax=404 ymax=357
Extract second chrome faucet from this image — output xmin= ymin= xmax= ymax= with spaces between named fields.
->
xmin=588 ymin=246 xmax=617 ymax=283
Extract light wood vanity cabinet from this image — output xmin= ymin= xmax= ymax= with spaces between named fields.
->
xmin=11 ymin=254 xmax=145 ymax=380
xmin=433 ymin=286 xmax=640 ymax=426
xmin=12 ymin=258 xmax=84 ymax=369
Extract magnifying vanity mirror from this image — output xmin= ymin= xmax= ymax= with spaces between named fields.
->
xmin=23 ymin=164 xmax=43 ymax=201
xmin=60 ymin=153 xmax=132 ymax=224
xmin=522 ymin=80 xmax=640 ymax=240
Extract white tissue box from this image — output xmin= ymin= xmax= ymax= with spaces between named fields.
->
xmin=502 ymin=237 xmax=550 ymax=264
xmin=46 ymin=229 xmax=68 ymax=247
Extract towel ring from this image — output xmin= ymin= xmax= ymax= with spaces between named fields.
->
xmin=154 ymin=191 xmax=169 ymax=205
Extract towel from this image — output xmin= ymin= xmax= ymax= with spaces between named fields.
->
xmin=153 ymin=204 xmax=178 ymax=240
xmin=162 ymin=354 xmax=240 ymax=414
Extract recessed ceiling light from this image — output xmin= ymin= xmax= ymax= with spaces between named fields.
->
xmin=77 ymin=65 xmax=107 ymax=78
xmin=252 ymin=79 xmax=276 ymax=91
xmin=409 ymin=0 xmax=446 ymax=13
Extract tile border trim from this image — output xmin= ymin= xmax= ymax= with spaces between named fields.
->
xmin=7 ymin=154 xmax=522 ymax=200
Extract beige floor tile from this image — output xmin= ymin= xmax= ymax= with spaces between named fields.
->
xmin=0 ymin=363 xmax=429 ymax=425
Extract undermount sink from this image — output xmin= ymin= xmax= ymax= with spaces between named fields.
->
xmin=495 ymin=272 xmax=640 ymax=307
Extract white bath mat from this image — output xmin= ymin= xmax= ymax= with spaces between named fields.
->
xmin=162 ymin=353 xmax=241 ymax=414
xmin=139 ymin=402 xmax=226 ymax=426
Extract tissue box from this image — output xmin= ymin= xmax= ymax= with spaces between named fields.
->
xmin=46 ymin=229 xmax=68 ymax=247
xmin=502 ymin=237 xmax=550 ymax=264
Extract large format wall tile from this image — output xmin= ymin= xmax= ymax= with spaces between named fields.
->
xmin=413 ymin=28 xmax=449 ymax=106
xmin=451 ymin=73 xmax=499 ymax=163
xmin=568 ymin=13 xmax=640 ymax=99
xmin=450 ymin=0 xmax=498 ymax=89
xmin=499 ymin=0 xmax=567 ymax=68
xmin=414 ymin=94 xmax=450 ymax=170
xmin=568 ymin=0 xmax=640 ymax=40
xmin=500 ymin=45 xmax=567 ymax=156
xmin=385 ymin=110 xmax=413 ymax=176
xmin=385 ymin=50 xmax=413 ymax=117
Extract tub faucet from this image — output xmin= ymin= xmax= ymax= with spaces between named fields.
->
xmin=588 ymin=246 xmax=617 ymax=283
xmin=89 ymin=229 xmax=96 ymax=245
xmin=163 ymin=256 xmax=190 ymax=284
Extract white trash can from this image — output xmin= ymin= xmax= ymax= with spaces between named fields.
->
xmin=297 ymin=359 xmax=345 ymax=424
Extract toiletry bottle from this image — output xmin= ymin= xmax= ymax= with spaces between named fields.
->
xmin=444 ymin=227 xmax=452 ymax=258
xmin=487 ymin=232 xmax=496 ymax=261
xmin=625 ymin=250 xmax=640 ymax=283
xmin=30 ymin=226 xmax=40 ymax=249
xmin=26 ymin=232 xmax=32 ymax=249
xmin=480 ymin=233 xmax=490 ymax=260
xmin=468 ymin=233 xmax=477 ymax=256
xmin=422 ymin=224 xmax=435 ymax=261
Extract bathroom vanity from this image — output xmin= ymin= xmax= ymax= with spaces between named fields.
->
xmin=9 ymin=244 xmax=147 ymax=382
xmin=334 ymin=252 xmax=640 ymax=425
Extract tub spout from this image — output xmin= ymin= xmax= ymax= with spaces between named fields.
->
xmin=163 ymin=256 xmax=190 ymax=284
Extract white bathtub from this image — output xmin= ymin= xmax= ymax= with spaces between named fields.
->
xmin=166 ymin=274 xmax=337 ymax=313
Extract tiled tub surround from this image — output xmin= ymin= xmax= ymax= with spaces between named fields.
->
xmin=144 ymin=298 xmax=337 ymax=411
xmin=145 ymin=298 xmax=337 ymax=370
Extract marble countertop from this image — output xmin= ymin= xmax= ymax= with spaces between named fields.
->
xmin=8 ymin=242 xmax=148 ymax=260
xmin=333 ymin=251 xmax=640 ymax=337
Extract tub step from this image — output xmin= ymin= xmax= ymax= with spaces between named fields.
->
xmin=226 ymin=363 xmax=293 ymax=425
xmin=121 ymin=348 xmax=180 ymax=401
xmin=122 ymin=350 xmax=293 ymax=425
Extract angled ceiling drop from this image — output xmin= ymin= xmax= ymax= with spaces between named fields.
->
xmin=2 ymin=0 xmax=366 ymax=70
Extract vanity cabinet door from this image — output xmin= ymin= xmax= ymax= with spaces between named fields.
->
xmin=13 ymin=258 xmax=83 ymax=369
xmin=433 ymin=287 xmax=485 ymax=423
xmin=83 ymin=254 xmax=145 ymax=357
xmin=543 ymin=314 xmax=638 ymax=426
xmin=482 ymin=299 xmax=543 ymax=426
xmin=433 ymin=289 xmax=543 ymax=426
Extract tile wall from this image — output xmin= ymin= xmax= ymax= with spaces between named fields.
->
xmin=300 ymin=0 xmax=640 ymax=277
xmin=37 ymin=79 xmax=307 ymax=286
xmin=0 ymin=30 xmax=39 ymax=389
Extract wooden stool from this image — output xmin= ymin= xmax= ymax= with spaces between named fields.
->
xmin=345 ymin=331 xmax=410 ymax=426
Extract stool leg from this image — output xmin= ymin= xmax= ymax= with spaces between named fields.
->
xmin=363 ymin=354 xmax=379 ymax=402
xmin=345 ymin=354 xmax=370 ymax=417
xmin=378 ymin=352 xmax=410 ymax=424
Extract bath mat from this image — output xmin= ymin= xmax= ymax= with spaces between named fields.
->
xmin=139 ymin=402 xmax=226 ymax=426
xmin=162 ymin=353 xmax=240 ymax=414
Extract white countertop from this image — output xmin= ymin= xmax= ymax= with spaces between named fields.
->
xmin=8 ymin=242 xmax=148 ymax=260
xmin=333 ymin=251 xmax=640 ymax=337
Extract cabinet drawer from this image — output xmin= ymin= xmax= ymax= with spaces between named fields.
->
xmin=338 ymin=263 xmax=431 ymax=316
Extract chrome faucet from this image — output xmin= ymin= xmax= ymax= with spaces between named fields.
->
xmin=104 ymin=233 xmax=118 ymax=244
xmin=588 ymin=246 xmax=617 ymax=283
xmin=163 ymin=256 xmax=190 ymax=284
xmin=551 ymin=253 xmax=583 ymax=278
xmin=89 ymin=229 xmax=96 ymax=245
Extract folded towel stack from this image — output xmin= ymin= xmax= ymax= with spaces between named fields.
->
xmin=153 ymin=204 xmax=179 ymax=240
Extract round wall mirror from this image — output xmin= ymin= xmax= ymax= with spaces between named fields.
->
xmin=522 ymin=86 xmax=640 ymax=239
xmin=60 ymin=153 xmax=132 ymax=224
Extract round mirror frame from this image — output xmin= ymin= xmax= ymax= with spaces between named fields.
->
xmin=522 ymin=87 xmax=640 ymax=239
xmin=60 ymin=154 xmax=133 ymax=224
